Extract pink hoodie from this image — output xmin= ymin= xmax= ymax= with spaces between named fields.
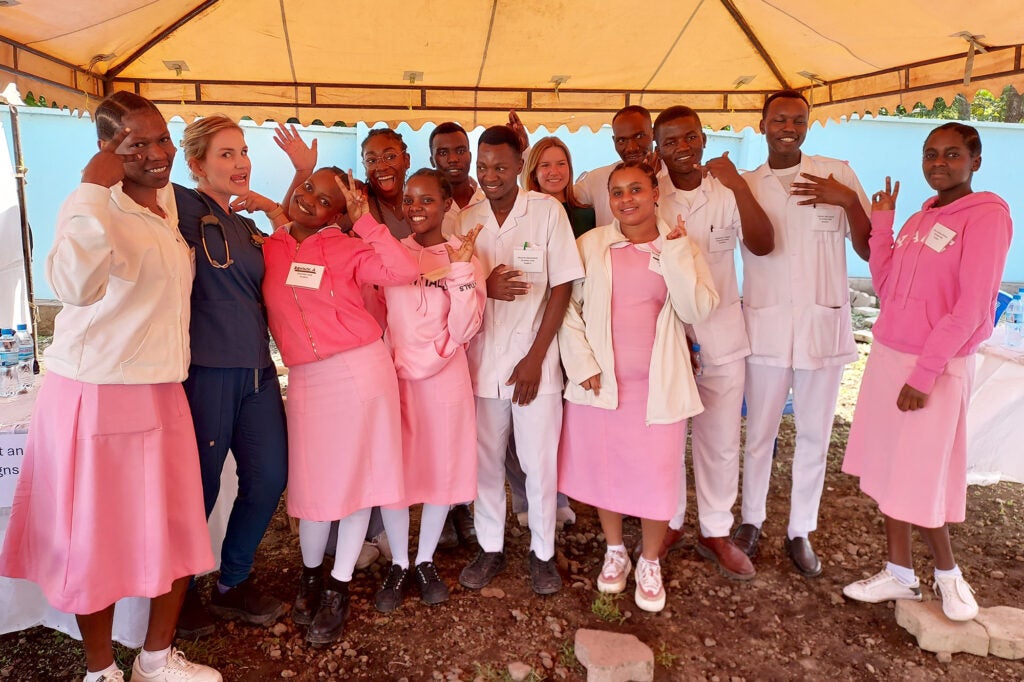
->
xmin=262 ymin=214 xmax=419 ymax=367
xmin=869 ymin=191 xmax=1012 ymax=393
xmin=382 ymin=235 xmax=487 ymax=381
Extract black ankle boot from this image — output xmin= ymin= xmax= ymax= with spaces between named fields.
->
xmin=306 ymin=576 xmax=350 ymax=646
xmin=292 ymin=564 xmax=323 ymax=626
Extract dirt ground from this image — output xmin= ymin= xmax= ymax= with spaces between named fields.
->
xmin=2 ymin=344 xmax=1023 ymax=681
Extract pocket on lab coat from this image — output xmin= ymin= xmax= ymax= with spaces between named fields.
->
xmin=743 ymin=303 xmax=791 ymax=359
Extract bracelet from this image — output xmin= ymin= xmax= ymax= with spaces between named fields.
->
xmin=266 ymin=203 xmax=285 ymax=220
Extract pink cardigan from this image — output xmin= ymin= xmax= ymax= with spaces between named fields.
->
xmin=262 ymin=214 xmax=418 ymax=367
xmin=869 ymin=191 xmax=1012 ymax=393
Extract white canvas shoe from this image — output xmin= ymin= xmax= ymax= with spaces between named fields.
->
xmin=131 ymin=648 xmax=222 ymax=682
xmin=843 ymin=568 xmax=922 ymax=603
xmin=633 ymin=558 xmax=666 ymax=612
xmin=933 ymin=574 xmax=979 ymax=621
xmin=596 ymin=547 xmax=631 ymax=594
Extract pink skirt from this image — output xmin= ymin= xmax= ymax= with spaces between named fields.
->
xmin=842 ymin=342 xmax=972 ymax=527
xmin=0 ymin=374 xmax=214 ymax=614
xmin=397 ymin=353 xmax=477 ymax=506
xmin=285 ymin=340 xmax=405 ymax=520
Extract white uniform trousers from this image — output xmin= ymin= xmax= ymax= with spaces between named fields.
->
xmin=473 ymin=393 xmax=562 ymax=560
xmin=670 ymin=358 xmax=745 ymax=536
xmin=740 ymin=362 xmax=844 ymax=539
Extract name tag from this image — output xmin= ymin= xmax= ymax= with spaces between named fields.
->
xmin=924 ymin=223 xmax=956 ymax=253
xmin=286 ymin=262 xmax=325 ymax=289
xmin=513 ymin=245 xmax=545 ymax=273
xmin=709 ymin=224 xmax=737 ymax=253
xmin=812 ymin=209 xmax=840 ymax=232
xmin=648 ymin=252 xmax=662 ymax=274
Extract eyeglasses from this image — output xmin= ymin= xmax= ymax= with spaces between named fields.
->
xmin=362 ymin=152 xmax=402 ymax=169
xmin=199 ymin=214 xmax=234 ymax=269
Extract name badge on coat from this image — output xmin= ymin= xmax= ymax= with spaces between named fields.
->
xmin=513 ymin=244 xmax=545 ymax=273
xmin=286 ymin=262 xmax=326 ymax=289
xmin=708 ymin=224 xmax=737 ymax=252
xmin=812 ymin=208 xmax=841 ymax=232
xmin=924 ymin=223 xmax=956 ymax=253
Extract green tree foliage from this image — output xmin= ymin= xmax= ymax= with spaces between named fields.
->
xmin=883 ymin=87 xmax=1022 ymax=122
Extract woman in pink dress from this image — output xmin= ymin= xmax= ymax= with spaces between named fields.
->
xmin=0 ymin=92 xmax=220 ymax=682
xmin=261 ymin=167 xmax=417 ymax=645
xmin=842 ymin=123 xmax=1012 ymax=622
xmin=371 ymin=169 xmax=486 ymax=611
xmin=557 ymin=161 xmax=718 ymax=612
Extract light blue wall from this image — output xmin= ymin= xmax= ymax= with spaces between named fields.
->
xmin=2 ymin=108 xmax=1021 ymax=299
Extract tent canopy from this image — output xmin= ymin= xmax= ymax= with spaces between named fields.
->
xmin=2 ymin=0 xmax=1023 ymax=131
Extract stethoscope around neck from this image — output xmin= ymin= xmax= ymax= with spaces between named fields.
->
xmin=193 ymin=189 xmax=266 ymax=270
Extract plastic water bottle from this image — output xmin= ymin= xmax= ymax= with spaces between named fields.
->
xmin=0 ymin=329 xmax=18 ymax=398
xmin=15 ymin=323 xmax=33 ymax=393
xmin=1006 ymin=294 xmax=1023 ymax=348
xmin=691 ymin=342 xmax=704 ymax=377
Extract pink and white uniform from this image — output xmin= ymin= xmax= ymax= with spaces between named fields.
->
xmin=843 ymin=194 xmax=1012 ymax=527
xmin=383 ymin=235 xmax=487 ymax=505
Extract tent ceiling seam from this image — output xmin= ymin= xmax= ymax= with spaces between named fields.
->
xmin=22 ymin=0 xmax=164 ymax=46
xmin=639 ymin=0 xmax=706 ymax=101
xmin=719 ymin=0 xmax=788 ymax=89
xmin=106 ymin=1 xmax=220 ymax=79
xmin=277 ymin=0 xmax=299 ymax=119
xmin=757 ymin=0 xmax=882 ymax=73
xmin=472 ymin=0 xmax=499 ymax=128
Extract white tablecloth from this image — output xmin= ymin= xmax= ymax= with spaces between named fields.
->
xmin=967 ymin=336 xmax=1024 ymax=485
xmin=0 ymin=373 xmax=238 ymax=647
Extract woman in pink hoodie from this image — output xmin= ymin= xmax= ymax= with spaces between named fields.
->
xmin=842 ymin=123 xmax=1012 ymax=622
xmin=372 ymin=169 xmax=486 ymax=611
xmin=261 ymin=167 xmax=418 ymax=645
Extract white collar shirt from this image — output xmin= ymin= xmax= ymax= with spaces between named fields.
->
xmin=442 ymin=186 xmax=486 ymax=237
xmin=741 ymin=154 xmax=869 ymax=369
xmin=457 ymin=189 xmax=584 ymax=399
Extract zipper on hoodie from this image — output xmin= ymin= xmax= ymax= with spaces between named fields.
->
xmin=290 ymin=240 xmax=323 ymax=361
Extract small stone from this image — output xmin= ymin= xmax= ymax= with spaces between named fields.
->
xmin=345 ymin=648 xmax=357 ymax=657
xmin=991 ymin=570 xmax=1006 ymax=580
xmin=281 ymin=671 xmax=296 ymax=679
xmin=481 ymin=587 xmax=506 ymax=598
xmin=327 ymin=662 xmax=338 ymax=673
xmin=704 ymin=637 xmax=717 ymax=647
xmin=510 ymin=608 xmax=528 ymax=623
xmin=575 ymin=629 xmax=654 ymax=682
xmin=432 ymin=671 xmax=443 ymax=681
xmin=936 ymin=651 xmax=953 ymax=663
xmin=270 ymin=622 xmax=288 ymax=637
xmin=269 ymin=649 xmax=282 ymax=660
xmin=507 ymin=661 xmax=532 ymax=682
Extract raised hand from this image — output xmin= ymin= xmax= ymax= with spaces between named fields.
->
xmin=507 ymin=110 xmax=529 ymax=152
xmin=701 ymin=151 xmax=742 ymax=189
xmin=446 ymin=224 xmax=483 ymax=263
xmin=666 ymin=214 xmax=688 ymax=240
xmin=81 ymin=127 xmax=139 ymax=188
xmin=642 ymin=150 xmax=662 ymax=174
xmin=871 ymin=176 xmax=900 ymax=211
xmin=791 ymin=172 xmax=858 ymax=208
xmin=335 ymin=169 xmax=369 ymax=222
xmin=273 ymin=123 xmax=318 ymax=172
xmin=230 ymin=190 xmax=278 ymax=214
xmin=485 ymin=264 xmax=529 ymax=301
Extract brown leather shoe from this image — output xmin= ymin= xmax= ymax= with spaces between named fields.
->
xmin=657 ymin=527 xmax=685 ymax=561
xmin=785 ymin=536 xmax=822 ymax=577
xmin=731 ymin=523 xmax=761 ymax=558
xmin=696 ymin=535 xmax=756 ymax=581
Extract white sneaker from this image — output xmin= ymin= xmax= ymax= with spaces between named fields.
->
xmin=597 ymin=548 xmax=631 ymax=594
xmin=372 ymin=531 xmax=393 ymax=563
xmin=633 ymin=558 xmax=666 ymax=612
xmin=355 ymin=541 xmax=380 ymax=570
xmin=843 ymin=569 xmax=922 ymax=603
xmin=933 ymin=574 xmax=979 ymax=621
xmin=84 ymin=669 xmax=125 ymax=682
xmin=131 ymin=648 xmax=222 ymax=682
xmin=555 ymin=505 xmax=577 ymax=530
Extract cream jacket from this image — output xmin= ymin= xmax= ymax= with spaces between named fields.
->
xmin=558 ymin=218 xmax=719 ymax=424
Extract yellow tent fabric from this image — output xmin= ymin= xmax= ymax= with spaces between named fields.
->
xmin=1 ymin=0 xmax=1023 ymax=130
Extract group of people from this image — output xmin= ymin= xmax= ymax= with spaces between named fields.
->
xmin=0 ymin=86 xmax=1012 ymax=681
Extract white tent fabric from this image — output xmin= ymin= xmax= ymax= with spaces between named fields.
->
xmin=1 ymin=1 xmax=1023 ymax=130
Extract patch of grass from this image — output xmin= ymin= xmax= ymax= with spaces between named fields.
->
xmin=591 ymin=592 xmax=626 ymax=624
xmin=472 ymin=661 xmax=506 ymax=681
xmin=558 ymin=639 xmax=582 ymax=672
xmin=655 ymin=641 xmax=678 ymax=669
